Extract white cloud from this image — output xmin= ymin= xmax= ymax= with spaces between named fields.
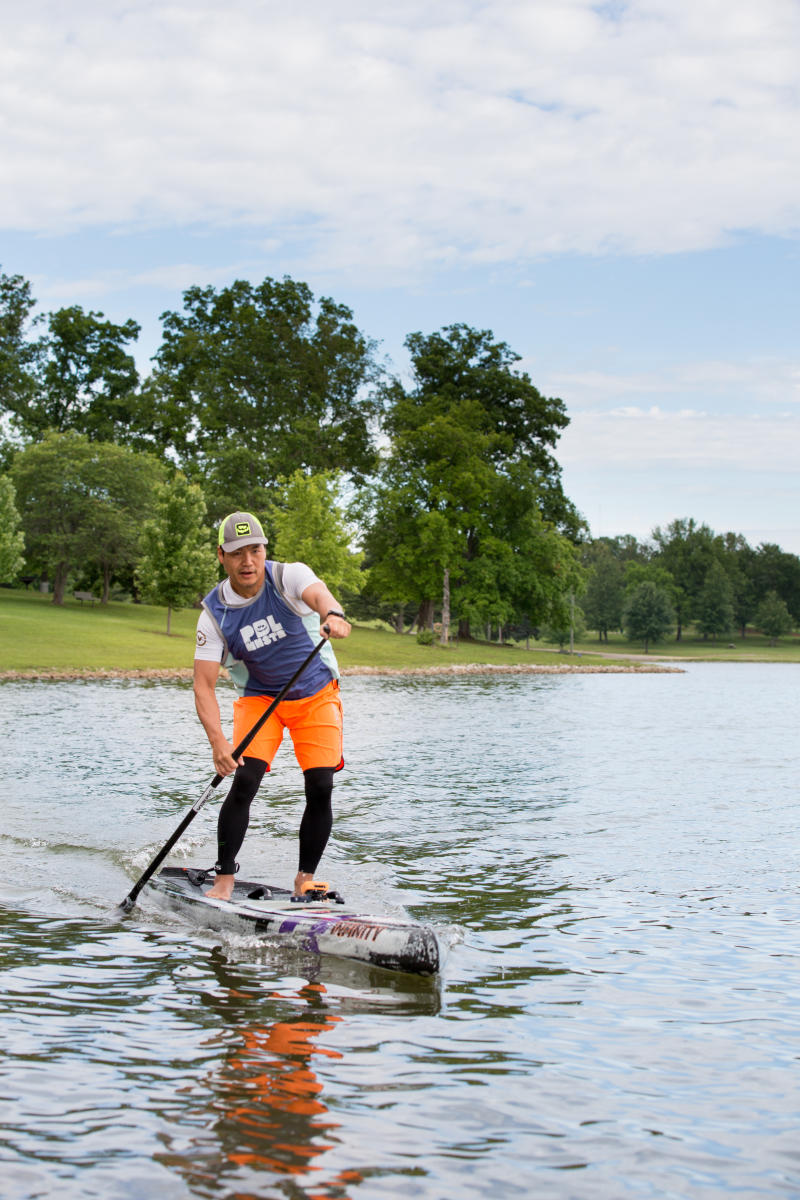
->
xmin=557 ymin=406 xmax=800 ymax=470
xmin=547 ymin=359 xmax=800 ymax=408
xmin=2 ymin=0 xmax=799 ymax=270
xmin=31 ymin=274 xmax=115 ymax=302
xmin=130 ymin=262 xmax=254 ymax=290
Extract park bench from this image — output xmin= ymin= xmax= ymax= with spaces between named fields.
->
xmin=74 ymin=591 xmax=99 ymax=606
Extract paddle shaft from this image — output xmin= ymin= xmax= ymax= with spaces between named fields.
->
xmin=119 ymin=632 xmax=329 ymax=912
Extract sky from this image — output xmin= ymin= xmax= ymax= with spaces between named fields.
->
xmin=3 ymin=0 xmax=799 ymax=551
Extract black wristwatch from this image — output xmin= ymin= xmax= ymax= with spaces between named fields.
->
xmin=325 ymin=609 xmax=346 ymax=620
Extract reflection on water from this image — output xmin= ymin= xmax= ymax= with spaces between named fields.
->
xmin=2 ymin=666 xmax=800 ymax=1198
xmin=186 ymin=964 xmax=358 ymax=1198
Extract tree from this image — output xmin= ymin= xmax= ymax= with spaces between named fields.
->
xmin=152 ymin=277 xmax=380 ymax=521
xmin=624 ymin=561 xmax=678 ymax=609
xmin=0 ymin=473 xmax=25 ymax=581
xmin=604 ymin=533 xmax=650 ymax=563
xmin=11 ymin=431 xmax=164 ymax=604
xmin=623 ymin=581 xmax=675 ymax=652
xmin=717 ymin=532 xmax=757 ymax=637
xmin=651 ymin=518 xmax=719 ymax=639
xmin=542 ymin=600 xmax=586 ymax=650
xmin=581 ymin=544 xmax=625 ymax=641
xmin=7 ymin=305 xmax=145 ymax=443
xmin=83 ymin=449 xmax=166 ymax=602
xmin=695 ymin=560 xmax=735 ymax=640
xmin=358 ymin=324 xmax=583 ymax=638
xmin=748 ymin=543 xmax=800 ymax=624
xmin=270 ymin=470 xmax=365 ymax=597
xmin=755 ymin=591 xmax=793 ymax=646
xmin=0 ymin=268 xmax=39 ymax=427
xmin=136 ymin=475 xmax=217 ymax=634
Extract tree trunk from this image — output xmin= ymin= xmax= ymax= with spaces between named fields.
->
xmin=569 ymin=590 xmax=575 ymax=655
xmin=52 ymin=561 xmax=69 ymax=605
xmin=458 ymin=617 xmax=471 ymax=640
xmin=393 ymin=604 xmax=405 ymax=634
xmin=166 ymin=605 xmax=172 ymax=636
xmin=415 ymin=599 xmax=434 ymax=631
xmin=102 ymin=563 xmax=111 ymax=604
xmin=440 ymin=568 xmax=450 ymax=645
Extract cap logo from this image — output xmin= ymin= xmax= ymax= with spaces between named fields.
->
xmin=234 ymin=522 xmax=251 ymax=536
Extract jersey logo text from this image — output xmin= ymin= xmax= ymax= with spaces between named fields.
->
xmin=241 ymin=615 xmax=287 ymax=651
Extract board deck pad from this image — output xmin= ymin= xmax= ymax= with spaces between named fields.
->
xmin=150 ymin=867 xmax=440 ymax=976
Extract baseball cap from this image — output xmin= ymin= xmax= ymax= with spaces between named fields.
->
xmin=218 ymin=512 xmax=268 ymax=552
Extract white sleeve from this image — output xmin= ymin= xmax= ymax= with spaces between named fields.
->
xmin=279 ymin=562 xmax=321 ymax=614
xmin=194 ymin=609 xmax=226 ymax=662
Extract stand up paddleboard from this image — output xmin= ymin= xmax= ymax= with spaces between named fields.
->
xmin=149 ymin=867 xmax=440 ymax=976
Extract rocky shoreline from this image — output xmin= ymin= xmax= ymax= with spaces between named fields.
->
xmin=0 ymin=660 xmax=682 ymax=683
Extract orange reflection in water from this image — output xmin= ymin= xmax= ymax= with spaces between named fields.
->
xmin=218 ymin=981 xmax=363 ymax=1199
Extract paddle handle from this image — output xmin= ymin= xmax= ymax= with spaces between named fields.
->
xmin=119 ymin=633 xmax=329 ymax=912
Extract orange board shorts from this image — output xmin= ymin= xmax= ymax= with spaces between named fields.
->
xmin=232 ymin=679 xmax=344 ymax=773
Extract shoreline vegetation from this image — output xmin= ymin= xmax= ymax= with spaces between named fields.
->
xmin=3 ymin=588 xmax=798 ymax=682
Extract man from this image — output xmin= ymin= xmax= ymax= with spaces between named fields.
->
xmin=193 ymin=511 xmax=351 ymax=900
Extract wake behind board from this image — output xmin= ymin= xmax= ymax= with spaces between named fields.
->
xmin=149 ymin=867 xmax=440 ymax=976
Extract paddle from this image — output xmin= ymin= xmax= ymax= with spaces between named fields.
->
xmin=119 ymin=630 xmax=330 ymax=913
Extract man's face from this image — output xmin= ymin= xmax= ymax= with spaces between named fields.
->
xmin=218 ymin=543 xmax=266 ymax=597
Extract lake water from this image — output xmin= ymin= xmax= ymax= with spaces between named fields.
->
xmin=1 ymin=664 xmax=799 ymax=1199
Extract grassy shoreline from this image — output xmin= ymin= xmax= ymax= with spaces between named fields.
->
xmin=2 ymin=587 xmax=797 ymax=678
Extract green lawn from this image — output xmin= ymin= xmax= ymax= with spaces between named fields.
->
xmin=3 ymin=588 xmax=796 ymax=673
xmin=567 ymin=629 xmax=800 ymax=662
xmin=0 ymin=588 xmax=624 ymax=673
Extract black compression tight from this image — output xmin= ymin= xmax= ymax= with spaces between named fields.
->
xmin=216 ymin=756 xmax=266 ymax=874
xmin=216 ymin=757 xmax=335 ymax=877
xmin=298 ymin=766 xmax=334 ymax=874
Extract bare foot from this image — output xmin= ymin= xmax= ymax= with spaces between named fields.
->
xmin=294 ymin=871 xmax=313 ymax=897
xmin=206 ymin=874 xmax=235 ymax=900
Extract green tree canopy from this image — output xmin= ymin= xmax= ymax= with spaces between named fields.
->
xmin=84 ymin=450 xmax=166 ymax=602
xmin=623 ymin=580 xmax=675 ymax=652
xmin=754 ymin=591 xmax=793 ymax=645
xmin=716 ymin=532 xmax=757 ymax=637
xmin=581 ymin=543 xmax=626 ymax=641
xmin=651 ymin=518 xmax=719 ymax=639
xmin=0 ymin=473 xmax=25 ymax=582
xmin=270 ymin=470 xmax=365 ymax=598
xmin=359 ymin=325 xmax=583 ymax=637
xmin=696 ymin=560 xmax=735 ymax=640
xmin=12 ymin=431 xmax=165 ymax=604
xmin=7 ymin=305 xmax=145 ymax=444
xmin=1 ymin=268 xmax=39 ymax=428
xmin=748 ymin=543 xmax=800 ymax=624
xmin=136 ymin=475 xmax=217 ymax=634
xmin=151 ymin=277 xmax=380 ymax=522
xmin=624 ymin=561 xmax=678 ymax=605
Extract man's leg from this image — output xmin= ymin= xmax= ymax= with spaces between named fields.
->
xmin=294 ymin=766 xmax=334 ymax=895
xmin=281 ymin=680 xmax=343 ymax=894
xmin=206 ymin=755 xmax=268 ymax=899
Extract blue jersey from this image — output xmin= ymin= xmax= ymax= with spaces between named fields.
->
xmin=200 ymin=562 xmax=339 ymax=699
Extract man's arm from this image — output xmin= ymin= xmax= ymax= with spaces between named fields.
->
xmin=301 ymin=581 xmax=352 ymax=639
xmin=193 ymin=658 xmax=243 ymax=777
xmin=301 ymin=581 xmax=352 ymax=640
